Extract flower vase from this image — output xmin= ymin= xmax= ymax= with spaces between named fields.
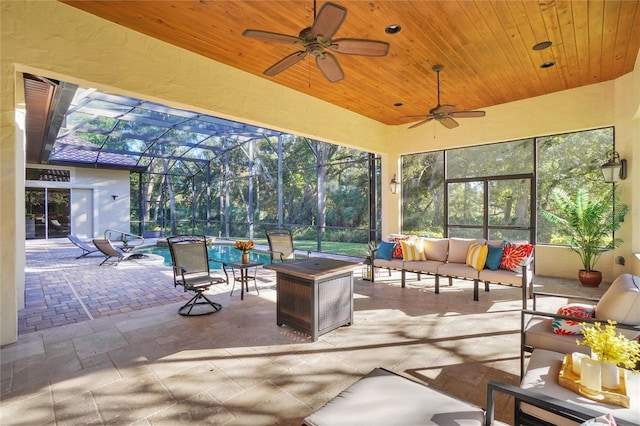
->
xmin=600 ymin=361 xmax=620 ymax=390
xmin=241 ymin=251 xmax=250 ymax=264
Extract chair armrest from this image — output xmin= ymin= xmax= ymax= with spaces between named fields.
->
xmin=521 ymin=309 xmax=640 ymax=332
xmin=531 ymin=291 xmax=600 ymax=311
xmin=485 ymin=380 xmax=605 ymax=425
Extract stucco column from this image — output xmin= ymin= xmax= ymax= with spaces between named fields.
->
xmin=381 ymin=153 xmax=401 ymax=239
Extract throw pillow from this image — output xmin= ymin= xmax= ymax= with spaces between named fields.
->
xmin=499 ymin=243 xmax=534 ymax=271
xmin=466 ymin=242 xmax=488 ymax=271
xmin=375 ymin=241 xmax=396 ymax=261
xmin=389 ymin=235 xmax=410 ymax=259
xmin=400 ymin=240 xmax=426 ymax=261
xmin=551 ymin=304 xmax=595 ymax=335
xmin=484 ymin=244 xmax=503 ymax=270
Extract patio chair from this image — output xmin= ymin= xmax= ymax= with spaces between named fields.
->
xmin=520 ymin=273 xmax=640 ymax=378
xmin=265 ymin=228 xmax=310 ymax=262
xmin=167 ymin=235 xmax=227 ymax=316
xmin=92 ymin=238 xmax=136 ymax=266
xmin=67 ymin=234 xmax=99 ymax=258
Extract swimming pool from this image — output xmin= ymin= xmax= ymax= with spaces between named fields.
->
xmin=136 ymin=244 xmax=273 ymax=269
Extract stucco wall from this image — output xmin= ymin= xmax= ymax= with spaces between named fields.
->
xmin=1 ymin=0 xmax=638 ymax=345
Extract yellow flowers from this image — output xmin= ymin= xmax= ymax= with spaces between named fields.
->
xmin=235 ymin=241 xmax=255 ymax=252
xmin=579 ymin=320 xmax=640 ymax=372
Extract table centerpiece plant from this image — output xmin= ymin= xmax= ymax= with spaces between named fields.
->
xmin=578 ymin=320 xmax=640 ymax=389
xmin=235 ymin=240 xmax=255 ymax=264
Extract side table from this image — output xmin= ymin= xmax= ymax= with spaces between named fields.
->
xmin=226 ymin=261 xmax=263 ymax=300
xmin=521 ymin=349 xmax=639 ymax=426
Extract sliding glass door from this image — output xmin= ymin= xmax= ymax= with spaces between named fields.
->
xmin=25 ymin=188 xmax=70 ymax=239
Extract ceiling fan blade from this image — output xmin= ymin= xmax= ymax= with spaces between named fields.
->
xmin=331 ymin=39 xmax=390 ymax=56
xmin=312 ymin=2 xmax=347 ymax=39
xmin=264 ymin=51 xmax=307 ymax=76
xmin=242 ymin=29 xmax=300 ymax=45
xmin=432 ymin=104 xmax=456 ymax=115
xmin=440 ymin=117 xmax=459 ymax=129
xmin=400 ymin=114 xmax=432 ymax=119
xmin=409 ymin=117 xmax=434 ymax=129
xmin=316 ymin=52 xmax=344 ymax=82
xmin=450 ymin=110 xmax=486 ymax=118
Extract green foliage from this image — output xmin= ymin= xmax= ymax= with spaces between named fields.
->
xmin=541 ymin=187 xmax=628 ymax=272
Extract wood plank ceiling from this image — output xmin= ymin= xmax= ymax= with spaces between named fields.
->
xmin=60 ymin=0 xmax=640 ymax=126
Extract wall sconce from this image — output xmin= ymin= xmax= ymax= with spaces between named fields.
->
xmin=390 ymin=174 xmax=400 ymax=194
xmin=112 ymin=195 xmax=118 ymax=200
xmin=600 ymin=150 xmax=627 ymax=183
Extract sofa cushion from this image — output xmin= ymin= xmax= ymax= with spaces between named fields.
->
xmin=303 ymin=368 xmax=485 ymax=426
xmin=551 ymin=304 xmax=595 ymax=335
xmin=479 ymin=268 xmax=530 ymax=286
xmin=448 ymin=238 xmax=485 ymax=264
xmin=524 ymin=317 xmax=591 ymax=356
xmin=375 ymin=241 xmax=396 ymax=261
xmin=438 ymin=263 xmax=479 ymax=280
xmin=400 ymin=240 xmax=426 ymax=261
xmin=422 ymin=238 xmax=448 ymax=262
xmin=596 ymin=273 xmax=640 ymax=325
xmin=485 ymin=244 xmax=504 ymax=271
xmin=466 ymin=242 xmax=488 ymax=271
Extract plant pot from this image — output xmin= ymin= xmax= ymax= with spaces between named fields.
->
xmin=579 ymin=270 xmax=602 ymax=287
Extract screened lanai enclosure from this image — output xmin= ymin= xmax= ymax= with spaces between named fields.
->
xmin=30 ymin=75 xmax=382 ymax=255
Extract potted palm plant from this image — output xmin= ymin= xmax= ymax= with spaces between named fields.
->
xmin=542 ymin=187 xmax=628 ymax=287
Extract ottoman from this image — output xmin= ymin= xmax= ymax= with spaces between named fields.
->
xmin=303 ymin=368 xmax=486 ymax=425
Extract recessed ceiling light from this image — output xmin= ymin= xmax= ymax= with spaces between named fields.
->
xmin=393 ymin=102 xmax=403 ymax=107
xmin=540 ymin=61 xmax=556 ymax=68
xmin=385 ymin=24 xmax=402 ymax=34
xmin=533 ymin=41 xmax=553 ymax=51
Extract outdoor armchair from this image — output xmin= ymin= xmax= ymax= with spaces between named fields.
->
xmin=520 ymin=273 xmax=640 ymax=378
xmin=265 ymin=228 xmax=310 ymax=262
xmin=167 ymin=235 xmax=227 ymax=316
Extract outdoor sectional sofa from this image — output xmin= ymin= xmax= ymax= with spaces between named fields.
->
xmin=372 ymin=237 xmax=534 ymax=302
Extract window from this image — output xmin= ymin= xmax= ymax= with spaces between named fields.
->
xmin=402 ymin=127 xmax=614 ymax=245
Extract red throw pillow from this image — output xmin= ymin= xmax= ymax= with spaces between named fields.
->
xmin=499 ymin=244 xmax=534 ymax=271
xmin=389 ymin=236 xmax=410 ymax=259
xmin=551 ymin=304 xmax=595 ymax=335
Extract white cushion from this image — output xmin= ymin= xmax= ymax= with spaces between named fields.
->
xmin=438 ymin=263 xmax=479 ymax=280
xmin=524 ymin=317 xmax=591 ymax=356
xmin=596 ymin=273 xmax=640 ymax=324
xmin=303 ymin=368 xmax=484 ymax=426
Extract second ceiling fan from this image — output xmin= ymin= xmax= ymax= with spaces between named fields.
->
xmin=242 ymin=2 xmax=390 ymax=82
xmin=403 ymin=65 xmax=486 ymax=129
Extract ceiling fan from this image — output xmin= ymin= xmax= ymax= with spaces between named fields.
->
xmin=403 ymin=65 xmax=486 ymax=129
xmin=242 ymin=1 xmax=390 ymax=82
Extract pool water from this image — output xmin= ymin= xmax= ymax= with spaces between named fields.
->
xmin=136 ymin=244 xmax=272 ymax=269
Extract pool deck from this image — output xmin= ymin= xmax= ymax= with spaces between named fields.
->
xmin=19 ymin=238 xmax=361 ymax=334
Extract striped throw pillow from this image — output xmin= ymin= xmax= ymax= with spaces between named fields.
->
xmin=400 ymin=240 xmax=426 ymax=261
xmin=466 ymin=242 xmax=488 ymax=271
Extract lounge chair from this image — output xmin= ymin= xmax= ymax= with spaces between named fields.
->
xmin=265 ymin=228 xmax=310 ymax=262
xmin=92 ymin=238 xmax=135 ymax=266
xmin=67 ymin=234 xmax=99 ymax=258
xmin=167 ymin=235 xmax=227 ymax=316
